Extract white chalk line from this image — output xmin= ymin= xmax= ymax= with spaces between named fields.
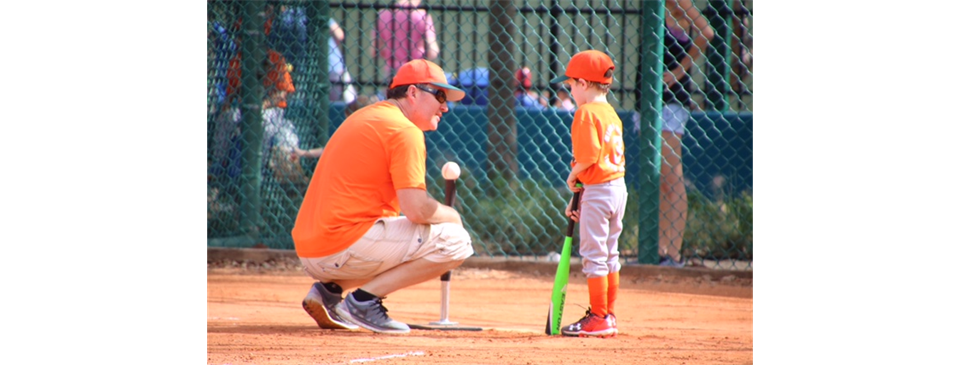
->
xmin=207 ymin=317 xmax=241 ymax=321
xmin=349 ymin=351 xmax=425 ymax=363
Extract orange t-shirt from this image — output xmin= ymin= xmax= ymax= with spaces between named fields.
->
xmin=570 ymin=102 xmax=626 ymax=184
xmin=292 ymin=101 xmax=427 ymax=258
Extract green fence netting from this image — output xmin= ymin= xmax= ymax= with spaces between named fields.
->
xmin=207 ymin=0 xmax=753 ymax=269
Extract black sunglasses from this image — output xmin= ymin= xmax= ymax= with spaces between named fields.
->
xmin=414 ymin=84 xmax=447 ymax=104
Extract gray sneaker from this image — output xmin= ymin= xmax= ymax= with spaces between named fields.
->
xmin=335 ymin=293 xmax=411 ymax=334
xmin=302 ymin=283 xmax=359 ymax=330
xmin=659 ymin=256 xmax=686 ymax=268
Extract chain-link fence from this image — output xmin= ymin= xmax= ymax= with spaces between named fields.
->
xmin=207 ymin=0 xmax=753 ymax=269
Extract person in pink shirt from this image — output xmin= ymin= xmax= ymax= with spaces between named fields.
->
xmin=370 ymin=0 xmax=440 ymax=81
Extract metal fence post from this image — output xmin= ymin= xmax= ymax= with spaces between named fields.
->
xmin=316 ymin=0 xmax=334 ymax=146
xmin=239 ymin=1 xmax=266 ymax=244
xmin=636 ymin=0 xmax=665 ymax=265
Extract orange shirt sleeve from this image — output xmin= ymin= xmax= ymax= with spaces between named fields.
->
xmin=387 ymin=128 xmax=428 ymax=191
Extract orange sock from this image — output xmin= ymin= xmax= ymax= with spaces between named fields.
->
xmin=607 ymin=271 xmax=620 ymax=315
xmin=587 ymin=276 xmax=608 ymax=317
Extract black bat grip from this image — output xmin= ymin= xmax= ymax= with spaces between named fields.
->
xmin=565 ymin=183 xmax=583 ymax=237
xmin=441 ymin=178 xmax=458 ymax=282
xmin=444 ymin=179 xmax=457 ymax=207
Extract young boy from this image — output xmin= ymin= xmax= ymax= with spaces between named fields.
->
xmin=550 ymin=50 xmax=627 ymax=338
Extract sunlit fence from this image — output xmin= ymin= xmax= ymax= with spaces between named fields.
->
xmin=207 ymin=0 xmax=753 ymax=269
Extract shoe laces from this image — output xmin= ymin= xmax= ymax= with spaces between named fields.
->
xmin=371 ymin=298 xmax=390 ymax=319
xmin=575 ymin=307 xmax=599 ymax=324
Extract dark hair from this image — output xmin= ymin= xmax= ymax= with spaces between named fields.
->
xmin=585 ymin=80 xmax=611 ymax=93
xmin=386 ymin=85 xmax=414 ymax=100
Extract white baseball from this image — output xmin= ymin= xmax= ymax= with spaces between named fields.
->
xmin=441 ymin=162 xmax=461 ymax=180
xmin=547 ymin=252 xmax=561 ymax=262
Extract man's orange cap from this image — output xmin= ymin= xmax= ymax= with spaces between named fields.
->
xmin=390 ymin=59 xmax=466 ymax=102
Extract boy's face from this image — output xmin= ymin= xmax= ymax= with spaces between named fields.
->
xmin=563 ymin=78 xmax=587 ymax=106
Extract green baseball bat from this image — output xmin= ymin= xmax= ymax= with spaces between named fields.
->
xmin=545 ymin=182 xmax=583 ymax=335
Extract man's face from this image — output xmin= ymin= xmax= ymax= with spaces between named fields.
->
xmin=409 ymin=84 xmax=449 ymax=131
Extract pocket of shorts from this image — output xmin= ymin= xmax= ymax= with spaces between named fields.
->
xmin=324 ymin=250 xmax=383 ymax=278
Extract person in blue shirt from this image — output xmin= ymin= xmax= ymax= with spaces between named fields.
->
xmin=327 ymin=18 xmax=357 ymax=103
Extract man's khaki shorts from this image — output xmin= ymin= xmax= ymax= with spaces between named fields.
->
xmin=300 ymin=216 xmax=474 ymax=282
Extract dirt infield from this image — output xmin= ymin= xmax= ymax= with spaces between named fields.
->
xmin=207 ymin=249 xmax=752 ymax=365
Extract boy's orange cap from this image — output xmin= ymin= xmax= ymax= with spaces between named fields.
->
xmin=550 ymin=50 xmax=615 ymax=85
xmin=390 ymin=59 xmax=466 ymax=102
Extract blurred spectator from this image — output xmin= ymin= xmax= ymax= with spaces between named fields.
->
xmin=344 ymin=94 xmax=381 ymax=117
xmin=657 ymin=0 xmax=715 ymax=268
xmin=328 ymin=18 xmax=357 ymax=103
xmin=371 ymin=0 xmax=439 ymax=82
xmin=553 ymin=89 xmax=576 ymax=111
xmin=208 ymin=8 xmax=312 ymax=217
xmin=738 ymin=14 xmax=752 ymax=70
xmin=452 ymin=66 xmax=550 ymax=109
xmin=731 ymin=0 xmax=752 ymax=98
xmin=268 ymin=5 xmax=306 ymax=71
xmin=210 ymin=10 xmax=311 ymax=184
xmin=266 ymin=6 xmax=355 ymax=104
xmin=514 ymin=67 xmax=549 ymax=109
xmin=213 ymin=47 xmax=309 ymax=188
xmin=209 ymin=20 xmax=236 ymax=110
xmin=453 ymin=67 xmax=489 ymax=106
xmin=291 ymin=94 xmax=380 ymax=160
